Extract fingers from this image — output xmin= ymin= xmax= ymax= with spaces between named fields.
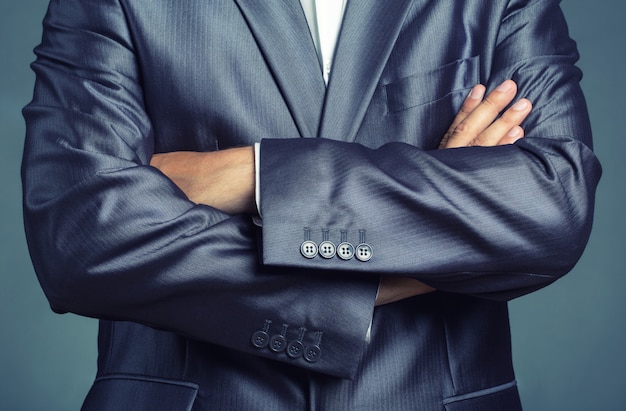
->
xmin=469 ymin=98 xmax=532 ymax=147
xmin=439 ymin=85 xmax=485 ymax=148
xmin=441 ymin=80 xmax=531 ymax=149
xmin=497 ymin=125 xmax=525 ymax=145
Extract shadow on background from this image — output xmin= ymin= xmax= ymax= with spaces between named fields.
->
xmin=1 ymin=0 xmax=623 ymax=409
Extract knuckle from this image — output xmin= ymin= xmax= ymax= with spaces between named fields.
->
xmin=453 ymin=121 xmax=470 ymax=135
xmin=460 ymin=105 xmax=474 ymax=115
xmin=461 ymin=98 xmax=481 ymax=114
xmin=497 ymin=113 xmax=517 ymax=128
xmin=481 ymin=97 xmax=500 ymax=112
xmin=499 ymin=109 xmax=526 ymax=128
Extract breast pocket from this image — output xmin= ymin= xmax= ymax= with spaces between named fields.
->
xmin=385 ymin=55 xmax=480 ymax=114
xmin=375 ymin=56 xmax=480 ymax=149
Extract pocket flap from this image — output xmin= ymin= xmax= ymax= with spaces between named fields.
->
xmin=385 ymin=56 xmax=479 ymax=113
xmin=443 ymin=381 xmax=522 ymax=411
xmin=81 ymin=374 xmax=199 ymax=411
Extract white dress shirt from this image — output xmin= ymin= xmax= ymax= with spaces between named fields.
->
xmin=300 ymin=0 xmax=347 ymax=84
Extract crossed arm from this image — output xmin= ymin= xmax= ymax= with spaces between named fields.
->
xmin=151 ymin=80 xmax=532 ymax=306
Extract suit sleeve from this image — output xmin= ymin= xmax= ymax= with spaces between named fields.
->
xmin=21 ymin=0 xmax=379 ymax=379
xmin=258 ymin=0 xmax=602 ymax=301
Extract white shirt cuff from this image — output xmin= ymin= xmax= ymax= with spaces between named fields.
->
xmin=253 ymin=142 xmax=262 ymax=226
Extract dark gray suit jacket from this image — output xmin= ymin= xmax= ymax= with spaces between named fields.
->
xmin=22 ymin=0 xmax=601 ymax=409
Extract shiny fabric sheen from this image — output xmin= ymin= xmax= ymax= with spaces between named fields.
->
xmin=22 ymin=0 xmax=601 ymax=409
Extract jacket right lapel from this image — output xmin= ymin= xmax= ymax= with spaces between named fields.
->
xmin=234 ymin=0 xmax=326 ymax=138
xmin=319 ymin=0 xmax=415 ymax=142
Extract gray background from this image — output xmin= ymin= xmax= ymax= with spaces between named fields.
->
xmin=1 ymin=0 xmax=624 ymax=409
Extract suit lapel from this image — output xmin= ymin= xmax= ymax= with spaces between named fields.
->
xmin=234 ymin=0 xmax=325 ymax=138
xmin=319 ymin=0 xmax=414 ymax=141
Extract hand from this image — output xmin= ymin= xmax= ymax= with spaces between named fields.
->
xmin=375 ymin=276 xmax=436 ymax=306
xmin=150 ymin=146 xmax=256 ymax=214
xmin=439 ymin=80 xmax=532 ymax=149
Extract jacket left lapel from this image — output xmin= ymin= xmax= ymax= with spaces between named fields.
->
xmin=318 ymin=0 xmax=414 ymax=141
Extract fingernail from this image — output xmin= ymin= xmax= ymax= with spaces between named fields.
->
xmin=469 ymin=86 xmax=484 ymax=100
xmin=512 ymin=99 xmax=529 ymax=111
xmin=496 ymin=81 xmax=513 ymax=92
xmin=507 ymin=127 xmax=522 ymax=138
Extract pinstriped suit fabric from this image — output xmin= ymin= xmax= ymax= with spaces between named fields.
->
xmin=22 ymin=0 xmax=600 ymax=409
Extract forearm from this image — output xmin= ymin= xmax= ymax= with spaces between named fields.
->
xmin=22 ymin=0 xmax=380 ymax=379
xmin=258 ymin=133 xmax=599 ymax=301
xmin=257 ymin=1 xmax=601 ymax=301
xmin=150 ymin=147 xmax=256 ymax=215
xmin=149 ymin=81 xmax=531 ymax=305
xmin=22 ymin=133 xmax=379 ymax=377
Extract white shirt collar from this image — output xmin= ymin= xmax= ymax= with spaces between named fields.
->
xmin=299 ymin=0 xmax=347 ymax=84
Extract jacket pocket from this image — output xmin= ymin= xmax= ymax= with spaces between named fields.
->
xmin=443 ymin=380 xmax=522 ymax=411
xmin=384 ymin=55 xmax=480 ymax=114
xmin=81 ymin=374 xmax=199 ymax=411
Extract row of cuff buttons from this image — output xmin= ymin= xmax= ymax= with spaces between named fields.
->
xmin=301 ymin=240 xmax=372 ymax=261
xmin=252 ymin=321 xmax=322 ymax=364
xmin=300 ymin=228 xmax=373 ymax=261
